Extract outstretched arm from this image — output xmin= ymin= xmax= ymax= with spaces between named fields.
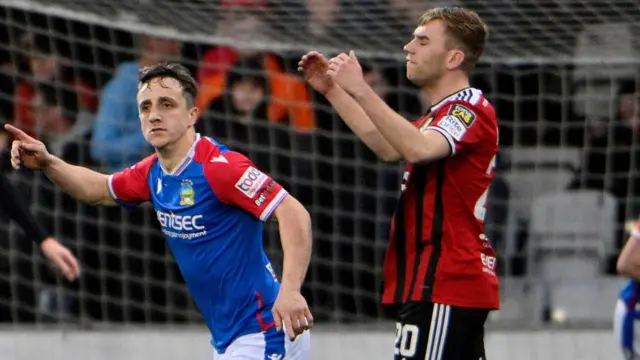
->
xmin=6 ymin=124 xmax=115 ymax=206
xmin=42 ymin=155 xmax=115 ymax=206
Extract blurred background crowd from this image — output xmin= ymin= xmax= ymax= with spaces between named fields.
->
xmin=0 ymin=0 xmax=639 ymax=327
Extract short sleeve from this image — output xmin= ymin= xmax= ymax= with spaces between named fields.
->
xmin=107 ymin=157 xmax=153 ymax=208
xmin=205 ymin=152 xmax=288 ymax=221
xmin=427 ymin=102 xmax=488 ymax=156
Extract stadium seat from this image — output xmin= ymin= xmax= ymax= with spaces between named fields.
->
xmin=528 ymin=190 xmax=618 ymax=260
xmin=548 ymin=276 xmax=626 ymax=323
xmin=503 ymin=147 xmax=581 ymax=221
xmin=527 ymin=190 xmax=618 ymax=322
xmin=491 ymin=278 xmax=547 ymax=325
xmin=501 ymin=147 xmax=581 ymax=257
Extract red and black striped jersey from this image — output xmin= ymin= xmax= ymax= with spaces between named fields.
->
xmin=382 ymin=87 xmax=500 ymax=310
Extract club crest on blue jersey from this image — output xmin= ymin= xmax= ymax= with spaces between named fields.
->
xmin=180 ymin=179 xmax=195 ymax=206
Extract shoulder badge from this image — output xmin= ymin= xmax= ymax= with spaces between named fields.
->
xmin=448 ymin=104 xmax=476 ymax=127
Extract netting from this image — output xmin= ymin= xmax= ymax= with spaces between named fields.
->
xmin=2 ymin=0 xmax=640 ymax=61
xmin=0 ymin=0 xmax=638 ymax=344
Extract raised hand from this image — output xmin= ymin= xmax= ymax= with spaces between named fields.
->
xmin=298 ymin=51 xmax=335 ymax=95
xmin=272 ymin=288 xmax=314 ymax=340
xmin=40 ymin=238 xmax=81 ymax=282
xmin=327 ymin=50 xmax=368 ymax=97
xmin=4 ymin=124 xmax=52 ymax=170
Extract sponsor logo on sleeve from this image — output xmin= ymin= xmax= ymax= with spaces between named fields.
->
xmin=254 ymin=180 xmax=276 ymax=206
xmin=236 ymin=167 xmax=268 ymax=198
xmin=448 ymin=104 xmax=476 ymax=127
xmin=437 ymin=115 xmax=467 ymax=141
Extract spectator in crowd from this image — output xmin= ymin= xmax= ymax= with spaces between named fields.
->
xmin=197 ymin=57 xmax=313 ymax=196
xmin=0 ymin=30 xmax=32 ymax=123
xmin=90 ymin=35 xmax=181 ymax=173
xmin=198 ymin=53 xmax=315 ymax=134
xmin=30 ymin=82 xmax=91 ymax=158
xmin=304 ymin=0 xmax=338 ymax=45
xmin=197 ymin=2 xmax=315 ymax=134
xmin=0 ymin=122 xmax=80 ymax=323
xmin=197 ymin=0 xmax=270 ymax=81
xmin=12 ymin=35 xmax=96 ymax=141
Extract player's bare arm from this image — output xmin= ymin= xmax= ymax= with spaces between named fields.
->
xmin=617 ymin=226 xmax=640 ymax=280
xmin=5 ymin=124 xmax=116 ymax=206
xmin=327 ymin=52 xmax=451 ymax=164
xmin=271 ymin=194 xmax=314 ymax=339
xmin=298 ymin=51 xmax=401 ymax=161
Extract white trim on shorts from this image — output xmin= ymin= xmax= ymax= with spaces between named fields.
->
xmin=424 ymin=303 xmax=451 ymax=360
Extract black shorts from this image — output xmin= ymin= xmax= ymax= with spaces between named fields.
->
xmin=394 ymin=302 xmax=490 ymax=360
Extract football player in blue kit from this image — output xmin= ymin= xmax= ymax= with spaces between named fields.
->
xmin=616 ymin=218 xmax=640 ymax=359
xmin=6 ymin=62 xmax=313 ymax=360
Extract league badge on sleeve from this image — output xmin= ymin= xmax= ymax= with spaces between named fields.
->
xmin=448 ymin=104 xmax=476 ymax=127
xmin=179 ymin=179 xmax=195 ymax=206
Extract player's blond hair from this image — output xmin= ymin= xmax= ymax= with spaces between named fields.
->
xmin=419 ymin=7 xmax=488 ymax=72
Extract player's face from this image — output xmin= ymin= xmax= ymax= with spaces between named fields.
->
xmin=137 ymin=77 xmax=197 ymax=150
xmin=403 ymin=20 xmax=462 ymax=87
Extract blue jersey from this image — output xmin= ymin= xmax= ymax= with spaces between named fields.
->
xmin=107 ymin=134 xmax=287 ymax=352
xmin=620 ymin=280 xmax=640 ymax=308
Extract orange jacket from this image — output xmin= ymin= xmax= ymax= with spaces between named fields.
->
xmin=196 ymin=52 xmax=315 ymax=132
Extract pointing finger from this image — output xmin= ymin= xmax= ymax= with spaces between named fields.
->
xmin=4 ymin=124 xmax=31 ymax=141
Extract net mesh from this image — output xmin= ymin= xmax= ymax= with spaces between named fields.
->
xmin=2 ymin=0 xmax=640 ymax=61
xmin=0 ymin=0 xmax=638 ymax=339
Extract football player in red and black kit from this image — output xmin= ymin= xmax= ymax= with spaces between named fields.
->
xmin=298 ymin=6 xmax=498 ymax=360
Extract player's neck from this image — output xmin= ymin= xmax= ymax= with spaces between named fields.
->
xmin=156 ymin=132 xmax=197 ymax=174
xmin=423 ymin=74 xmax=470 ymax=109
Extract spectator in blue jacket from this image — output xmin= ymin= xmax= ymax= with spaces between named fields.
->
xmin=90 ymin=35 xmax=181 ymax=172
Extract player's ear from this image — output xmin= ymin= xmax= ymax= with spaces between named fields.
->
xmin=189 ymin=106 xmax=199 ymax=126
xmin=446 ymin=49 xmax=465 ymax=70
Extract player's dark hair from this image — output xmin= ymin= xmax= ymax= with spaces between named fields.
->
xmin=138 ymin=62 xmax=198 ymax=107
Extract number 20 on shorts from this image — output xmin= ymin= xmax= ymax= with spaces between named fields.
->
xmin=394 ymin=323 xmax=420 ymax=358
